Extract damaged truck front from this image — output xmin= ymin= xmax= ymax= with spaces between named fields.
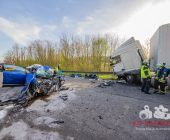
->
xmin=2 ymin=65 xmax=65 ymax=106
xmin=110 ymin=37 xmax=146 ymax=84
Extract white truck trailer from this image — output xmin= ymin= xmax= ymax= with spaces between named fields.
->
xmin=110 ymin=23 xmax=170 ymax=85
xmin=150 ymin=23 xmax=170 ymax=72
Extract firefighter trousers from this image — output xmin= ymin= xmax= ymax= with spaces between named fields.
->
xmin=154 ymin=80 xmax=166 ymax=94
xmin=141 ymin=78 xmax=151 ymax=92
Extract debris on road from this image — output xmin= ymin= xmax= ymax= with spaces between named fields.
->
xmin=69 ymin=88 xmax=73 ymax=91
xmin=98 ymin=85 xmax=104 ymax=88
xmin=59 ymin=91 xmax=68 ymax=101
xmin=116 ymin=80 xmax=127 ymax=84
xmin=70 ymin=74 xmax=82 ymax=77
xmin=85 ymin=73 xmax=98 ymax=80
xmin=0 ymin=106 xmax=4 ymax=110
xmin=5 ymin=121 xmax=10 ymax=124
xmin=59 ymin=96 xmax=68 ymax=101
xmin=98 ymin=80 xmax=114 ymax=88
xmin=98 ymin=116 xmax=103 ymax=120
xmin=50 ymin=120 xmax=64 ymax=124
xmin=59 ymin=94 xmax=68 ymax=101
xmin=60 ymin=87 xmax=69 ymax=91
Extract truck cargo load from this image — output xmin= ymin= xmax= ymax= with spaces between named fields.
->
xmin=150 ymin=23 xmax=170 ymax=72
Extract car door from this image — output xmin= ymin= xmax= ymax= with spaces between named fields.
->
xmin=3 ymin=64 xmax=27 ymax=86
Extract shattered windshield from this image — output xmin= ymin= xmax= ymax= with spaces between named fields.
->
xmin=110 ymin=55 xmax=121 ymax=65
xmin=36 ymin=68 xmax=54 ymax=78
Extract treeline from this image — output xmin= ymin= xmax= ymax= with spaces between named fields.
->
xmin=3 ymin=33 xmax=126 ymax=71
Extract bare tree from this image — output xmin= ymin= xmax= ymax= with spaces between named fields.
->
xmin=3 ymin=33 xmax=125 ymax=72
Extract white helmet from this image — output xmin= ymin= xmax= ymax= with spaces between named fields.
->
xmin=157 ymin=62 xmax=164 ymax=67
xmin=143 ymin=59 xmax=149 ymax=64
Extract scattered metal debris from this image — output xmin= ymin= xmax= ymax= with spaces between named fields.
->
xmin=59 ymin=90 xmax=68 ymax=101
xmin=5 ymin=121 xmax=10 ymax=124
xmin=60 ymin=87 xmax=69 ymax=91
xmin=51 ymin=120 xmax=64 ymax=124
xmin=70 ymin=74 xmax=82 ymax=77
xmin=98 ymin=84 xmax=104 ymax=88
xmin=116 ymin=80 xmax=127 ymax=84
xmin=59 ymin=96 xmax=68 ymax=101
xmin=98 ymin=116 xmax=103 ymax=120
xmin=69 ymin=88 xmax=73 ymax=91
xmin=98 ymin=80 xmax=114 ymax=88
xmin=85 ymin=73 xmax=98 ymax=80
xmin=0 ymin=106 xmax=4 ymax=110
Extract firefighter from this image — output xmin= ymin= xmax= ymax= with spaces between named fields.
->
xmin=153 ymin=67 xmax=159 ymax=93
xmin=141 ymin=60 xmax=152 ymax=94
xmin=58 ymin=64 xmax=61 ymax=70
xmin=54 ymin=65 xmax=59 ymax=76
xmin=153 ymin=63 xmax=170 ymax=95
xmin=54 ymin=65 xmax=59 ymax=72
xmin=153 ymin=63 xmax=165 ymax=93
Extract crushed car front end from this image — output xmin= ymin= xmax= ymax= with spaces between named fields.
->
xmin=12 ymin=66 xmax=66 ymax=104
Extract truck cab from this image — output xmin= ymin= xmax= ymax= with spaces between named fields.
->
xmin=110 ymin=37 xmax=146 ymax=83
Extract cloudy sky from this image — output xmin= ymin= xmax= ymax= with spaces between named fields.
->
xmin=0 ymin=0 xmax=170 ymax=61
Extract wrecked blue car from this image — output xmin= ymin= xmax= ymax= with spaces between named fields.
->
xmin=2 ymin=64 xmax=65 ymax=104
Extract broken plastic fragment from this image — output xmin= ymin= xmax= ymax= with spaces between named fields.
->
xmin=51 ymin=120 xmax=64 ymax=124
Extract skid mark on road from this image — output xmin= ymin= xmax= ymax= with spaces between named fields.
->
xmin=114 ymin=105 xmax=130 ymax=127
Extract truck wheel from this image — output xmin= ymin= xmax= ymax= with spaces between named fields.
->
xmin=126 ymin=75 xmax=134 ymax=84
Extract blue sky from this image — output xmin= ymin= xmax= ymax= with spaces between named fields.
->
xmin=0 ymin=0 xmax=170 ymax=61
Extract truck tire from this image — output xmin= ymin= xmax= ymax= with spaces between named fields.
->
xmin=126 ymin=74 xmax=134 ymax=84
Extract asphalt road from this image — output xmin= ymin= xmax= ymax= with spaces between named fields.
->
xmin=0 ymin=76 xmax=170 ymax=140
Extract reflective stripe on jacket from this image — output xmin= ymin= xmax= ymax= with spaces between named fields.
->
xmin=155 ymin=67 xmax=160 ymax=80
xmin=157 ymin=67 xmax=169 ymax=83
xmin=141 ymin=65 xmax=151 ymax=79
xmin=54 ymin=67 xmax=58 ymax=72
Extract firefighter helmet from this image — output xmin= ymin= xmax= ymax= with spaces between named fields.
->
xmin=143 ymin=59 xmax=149 ymax=64
xmin=157 ymin=62 xmax=164 ymax=68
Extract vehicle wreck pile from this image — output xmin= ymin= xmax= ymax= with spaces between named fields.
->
xmin=0 ymin=66 xmax=66 ymax=108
